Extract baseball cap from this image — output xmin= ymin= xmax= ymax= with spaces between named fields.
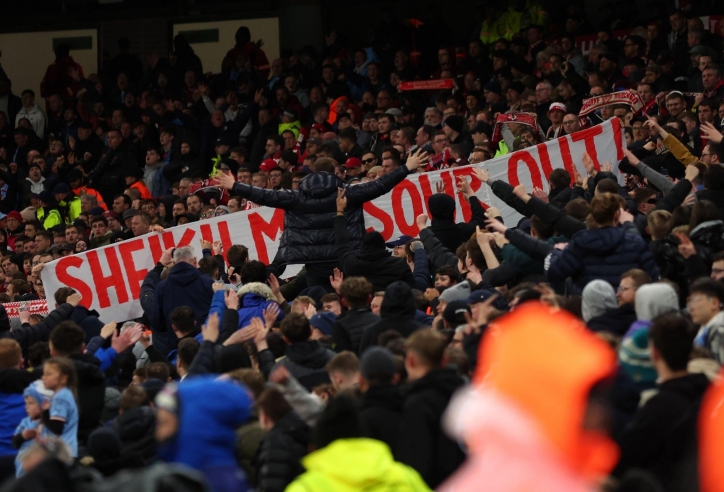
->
xmin=344 ymin=157 xmax=362 ymax=169
xmin=122 ymin=208 xmax=138 ymax=221
xmin=442 ymin=300 xmax=472 ymax=327
xmin=385 ymin=108 xmax=402 ymax=117
xmin=259 ymin=159 xmax=277 ymax=172
xmin=385 ymin=235 xmax=413 ymax=248
xmin=310 ymin=312 xmax=337 ymax=336
xmin=103 ymin=210 xmax=119 ymax=221
xmin=306 ymin=137 xmax=323 ymax=146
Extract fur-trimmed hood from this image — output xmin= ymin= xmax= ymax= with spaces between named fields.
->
xmin=237 ymin=282 xmax=276 ymax=301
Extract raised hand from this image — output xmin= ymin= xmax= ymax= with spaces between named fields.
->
xmin=416 ymin=213 xmax=429 ymax=231
xmin=200 ymin=238 xmax=213 ymax=250
xmin=329 ymin=268 xmax=344 ymax=294
xmin=159 ymin=248 xmax=174 ymax=267
xmin=212 ymin=241 xmax=223 ymax=256
xmin=675 ymin=232 xmax=696 ymax=259
xmin=472 ymin=167 xmax=490 ymax=184
xmin=582 ymin=152 xmax=596 ymax=176
xmin=66 ymin=293 xmax=82 ymax=307
xmin=700 ymin=122 xmax=723 ymax=144
xmin=404 ymin=148 xmax=430 ymax=172
xmin=485 ymin=218 xmax=507 ymax=234
xmin=304 ymin=303 xmax=317 ymax=319
xmin=224 ymin=289 xmax=239 ymax=310
xmin=531 ymin=187 xmax=548 ymax=203
xmin=602 ymin=161 xmax=613 ymax=173
xmin=100 ymin=321 xmax=117 ymax=339
xmin=263 ymin=303 xmax=281 ymax=328
xmin=213 ymin=171 xmax=236 ymax=190
xmin=435 ymin=181 xmax=445 ymax=194
xmin=223 ymin=323 xmax=259 ymax=346
xmin=456 ymin=175 xmax=473 ymax=199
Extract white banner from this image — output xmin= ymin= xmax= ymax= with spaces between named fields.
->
xmin=41 ymin=119 xmax=624 ymax=322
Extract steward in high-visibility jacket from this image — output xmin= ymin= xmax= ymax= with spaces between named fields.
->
xmin=36 ymin=191 xmax=63 ymax=230
xmin=52 ymin=183 xmax=82 ymax=224
xmin=494 ymin=0 xmax=549 ymax=41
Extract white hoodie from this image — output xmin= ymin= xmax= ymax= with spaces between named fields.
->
xmin=15 ymin=104 xmax=46 ymax=139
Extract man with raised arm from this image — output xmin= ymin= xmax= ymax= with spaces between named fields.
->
xmin=214 ymin=150 xmax=429 ymax=288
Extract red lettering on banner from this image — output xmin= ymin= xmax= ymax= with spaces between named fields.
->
xmin=161 ymin=231 xmax=178 ymax=250
xmin=87 ymin=249 xmax=128 ymax=308
xmin=558 ymin=136 xmax=577 ymax=178
xmin=418 ymin=174 xmax=433 ymax=215
xmin=363 ymin=201 xmax=394 ymax=238
xmin=200 ymin=224 xmax=213 ymax=244
xmin=147 ymin=234 xmax=164 ymax=264
xmin=612 ymin=118 xmax=624 ymax=160
xmin=55 ymin=255 xmax=94 ymax=308
xmin=536 ymin=142 xmax=554 ymax=182
xmin=507 ymin=152 xmax=543 ymax=189
xmin=248 ymin=209 xmax=284 ymax=264
xmin=391 ymin=180 xmax=424 ymax=236
xmin=571 ymin=125 xmax=604 ymax=170
xmin=118 ymin=239 xmax=149 ymax=299
xmin=216 ymin=220 xmax=234 ymax=264
xmin=175 ymin=229 xmax=197 ymax=247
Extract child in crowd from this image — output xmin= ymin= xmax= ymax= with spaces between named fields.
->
xmin=40 ymin=357 xmax=79 ymax=457
xmin=12 ymin=381 xmax=53 ymax=476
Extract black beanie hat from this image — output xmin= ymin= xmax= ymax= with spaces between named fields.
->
xmin=428 ymin=193 xmax=456 ymax=221
xmin=445 ymin=115 xmax=465 ymax=134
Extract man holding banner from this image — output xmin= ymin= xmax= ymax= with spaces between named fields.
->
xmin=214 ymin=149 xmax=430 ymax=288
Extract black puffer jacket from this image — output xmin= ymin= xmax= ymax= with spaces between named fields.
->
xmin=229 ymin=166 xmax=412 ymax=264
xmin=255 ymin=411 xmax=310 ymax=492
xmin=428 ymin=193 xmax=487 ymax=254
xmin=689 ymin=220 xmax=724 ymax=267
xmin=359 ymin=281 xmax=423 ymax=352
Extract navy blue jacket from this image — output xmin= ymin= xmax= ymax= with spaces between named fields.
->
xmin=546 ymin=226 xmax=659 ymax=291
xmin=141 ymin=261 xmax=214 ymax=356
xmin=229 ymin=166 xmax=412 ymax=264
xmin=70 ymin=306 xmax=105 ymax=342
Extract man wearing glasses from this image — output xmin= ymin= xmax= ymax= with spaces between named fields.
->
xmin=631 ymin=117 xmax=650 ymax=142
xmin=561 ymin=113 xmax=580 ymax=136
xmin=360 ymin=152 xmax=377 ymax=174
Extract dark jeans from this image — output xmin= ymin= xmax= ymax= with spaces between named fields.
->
xmin=303 ymin=261 xmax=337 ymax=292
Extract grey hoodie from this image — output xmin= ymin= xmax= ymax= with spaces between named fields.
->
xmin=582 ymin=280 xmax=618 ymax=322
xmin=634 ymin=283 xmax=679 ymax=321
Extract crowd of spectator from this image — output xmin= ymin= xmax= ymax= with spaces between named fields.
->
xmin=0 ymin=1 xmax=723 ymax=491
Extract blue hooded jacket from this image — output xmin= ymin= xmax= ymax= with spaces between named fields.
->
xmin=207 ymin=282 xmax=283 ymax=330
xmin=158 ymin=377 xmax=252 ymax=492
